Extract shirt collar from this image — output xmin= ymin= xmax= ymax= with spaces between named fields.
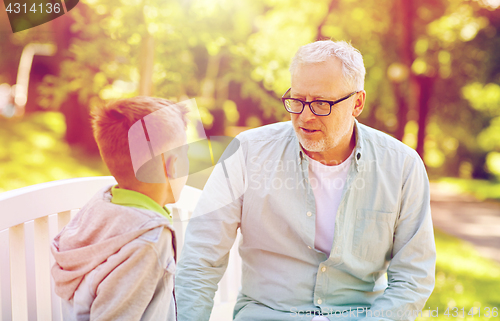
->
xmin=296 ymin=135 xmax=306 ymax=165
xmin=296 ymin=119 xmax=364 ymax=170
xmin=110 ymin=185 xmax=172 ymax=223
xmin=353 ymin=118 xmax=363 ymax=171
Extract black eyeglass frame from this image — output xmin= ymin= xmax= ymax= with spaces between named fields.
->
xmin=281 ymin=88 xmax=359 ymax=116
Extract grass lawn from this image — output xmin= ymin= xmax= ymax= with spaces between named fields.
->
xmin=417 ymin=228 xmax=500 ymax=320
xmin=0 ymin=112 xmax=108 ymax=192
xmin=437 ymin=177 xmax=500 ymax=202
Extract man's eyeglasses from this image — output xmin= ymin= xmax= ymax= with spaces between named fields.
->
xmin=281 ymin=88 xmax=358 ymax=116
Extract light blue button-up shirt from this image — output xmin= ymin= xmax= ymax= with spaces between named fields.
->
xmin=176 ymin=120 xmax=436 ymax=321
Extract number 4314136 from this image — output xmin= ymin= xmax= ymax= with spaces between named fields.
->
xmin=444 ymin=307 xmax=498 ymax=317
xmin=5 ymin=2 xmax=62 ymax=14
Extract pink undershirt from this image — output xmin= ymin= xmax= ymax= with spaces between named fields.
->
xmin=307 ymin=150 xmax=353 ymax=256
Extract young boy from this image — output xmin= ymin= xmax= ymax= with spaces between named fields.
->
xmin=51 ymin=96 xmax=189 ymax=320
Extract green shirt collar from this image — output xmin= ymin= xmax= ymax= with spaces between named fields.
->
xmin=110 ymin=185 xmax=172 ymax=224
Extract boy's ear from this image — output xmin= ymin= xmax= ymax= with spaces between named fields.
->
xmin=163 ymin=154 xmax=178 ymax=179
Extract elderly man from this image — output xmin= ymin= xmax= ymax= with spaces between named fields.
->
xmin=175 ymin=40 xmax=436 ymax=321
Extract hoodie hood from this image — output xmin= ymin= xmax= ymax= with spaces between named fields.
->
xmin=51 ymin=185 xmax=171 ymax=300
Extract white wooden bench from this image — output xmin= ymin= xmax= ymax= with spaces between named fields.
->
xmin=0 ymin=176 xmax=241 ymax=321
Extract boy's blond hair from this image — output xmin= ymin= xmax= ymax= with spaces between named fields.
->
xmin=91 ymin=96 xmax=188 ymax=187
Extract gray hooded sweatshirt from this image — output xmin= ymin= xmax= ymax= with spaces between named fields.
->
xmin=51 ymin=186 xmax=176 ymax=321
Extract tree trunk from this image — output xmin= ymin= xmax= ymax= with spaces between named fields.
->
xmin=52 ymin=13 xmax=99 ymax=154
xmin=139 ymin=32 xmax=155 ymax=96
xmin=393 ymin=0 xmax=415 ymax=142
xmin=61 ymin=92 xmax=99 ymax=154
xmin=315 ymin=0 xmax=339 ymax=41
xmin=392 ymin=81 xmax=408 ymax=141
xmin=415 ymin=76 xmax=433 ymax=159
xmin=471 ymin=153 xmax=492 ymax=179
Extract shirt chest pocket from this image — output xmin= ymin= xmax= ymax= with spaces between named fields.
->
xmin=352 ymin=210 xmax=397 ymax=262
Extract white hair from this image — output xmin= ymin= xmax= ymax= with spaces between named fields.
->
xmin=289 ymin=40 xmax=366 ymax=91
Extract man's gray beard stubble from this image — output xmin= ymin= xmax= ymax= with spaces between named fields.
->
xmin=297 ymin=134 xmax=328 ymax=153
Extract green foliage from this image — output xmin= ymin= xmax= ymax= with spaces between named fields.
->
xmin=463 ymin=82 xmax=500 ymax=114
xmin=462 ymin=82 xmax=500 ymax=153
xmin=410 ymin=0 xmax=499 ymax=178
xmin=2 ymin=0 xmax=500 ymax=176
xmin=0 ymin=112 xmax=108 ymax=192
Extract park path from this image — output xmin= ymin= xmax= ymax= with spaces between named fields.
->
xmin=430 ymin=183 xmax=500 ymax=263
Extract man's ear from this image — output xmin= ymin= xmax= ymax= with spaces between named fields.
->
xmin=164 ymin=154 xmax=178 ymax=179
xmin=352 ymin=90 xmax=366 ymax=117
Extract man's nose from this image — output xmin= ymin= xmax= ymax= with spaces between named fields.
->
xmin=299 ymin=102 xmax=317 ymax=122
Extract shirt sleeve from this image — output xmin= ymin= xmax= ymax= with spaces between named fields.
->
xmin=89 ymin=228 xmax=174 ymax=321
xmin=175 ymin=140 xmax=246 ymax=321
xmin=361 ymin=154 xmax=436 ymax=321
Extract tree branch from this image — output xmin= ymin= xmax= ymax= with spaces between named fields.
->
xmin=316 ymin=0 xmax=339 ymax=41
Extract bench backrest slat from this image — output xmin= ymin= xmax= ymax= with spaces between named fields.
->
xmin=0 ymin=177 xmax=117 ymax=231
xmin=9 ymin=223 xmax=28 ymax=321
xmin=33 ymin=216 xmax=52 ymax=321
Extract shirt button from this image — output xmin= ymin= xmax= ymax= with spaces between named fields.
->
xmin=306 ymin=211 xmax=312 ymax=217
xmin=317 ymin=299 xmax=322 ymax=305
xmin=321 ymin=266 xmax=327 ymax=272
